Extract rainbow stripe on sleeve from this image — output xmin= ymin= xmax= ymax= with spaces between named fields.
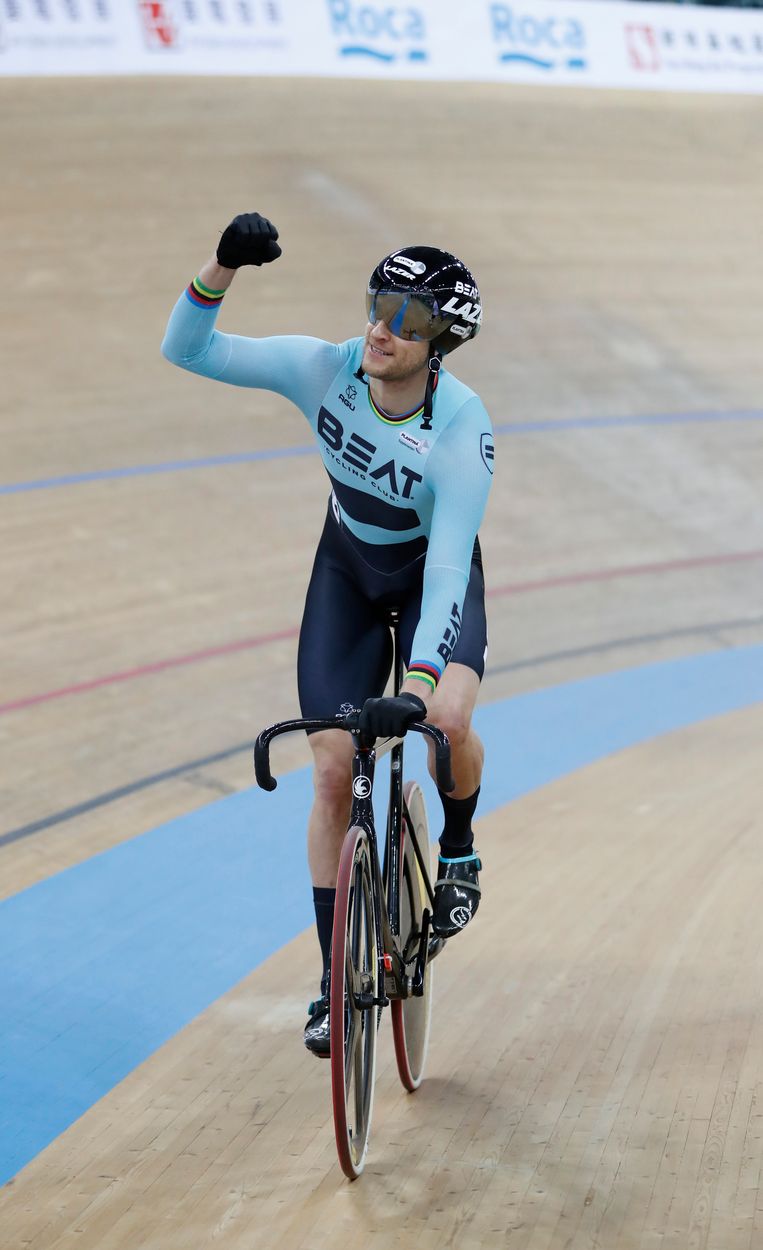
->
xmin=406 ymin=661 xmax=442 ymax=692
xmin=185 ymin=277 xmax=226 ymax=310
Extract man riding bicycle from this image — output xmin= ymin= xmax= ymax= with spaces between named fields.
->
xmin=162 ymin=213 xmax=495 ymax=1056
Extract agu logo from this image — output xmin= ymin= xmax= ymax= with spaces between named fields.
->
xmin=489 ymin=4 xmax=587 ymax=72
xmin=138 ymin=1 xmax=179 ymax=48
xmin=326 ymin=0 xmax=428 ymax=64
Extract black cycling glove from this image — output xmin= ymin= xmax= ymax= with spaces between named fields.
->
xmin=357 ymin=693 xmax=427 ymax=740
xmin=216 ymin=212 xmax=282 ymax=269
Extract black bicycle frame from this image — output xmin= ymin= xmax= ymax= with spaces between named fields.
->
xmin=384 ymin=614 xmax=436 ymax=936
xmin=253 ymin=616 xmax=455 ymax=1003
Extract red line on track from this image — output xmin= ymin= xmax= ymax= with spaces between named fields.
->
xmin=486 ymin=548 xmax=763 ymax=599
xmin=0 ymin=628 xmax=299 ymax=715
xmin=3 ymin=549 xmax=762 ymax=717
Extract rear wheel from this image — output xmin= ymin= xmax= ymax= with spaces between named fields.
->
xmin=392 ymin=781 xmax=434 ymax=1092
xmin=330 ymin=826 xmax=379 ymax=1179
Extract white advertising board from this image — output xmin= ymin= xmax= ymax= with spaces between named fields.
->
xmin=0 ymin=2 xmax=300 ymax=75
xmin=1 ymin=0 xmax=762 ymax=94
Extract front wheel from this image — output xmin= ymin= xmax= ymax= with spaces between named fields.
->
xmin=392 ymin=780 xmax=434 ymax=1092
xmin=330 ymin=826 xmax=379 ymax=1179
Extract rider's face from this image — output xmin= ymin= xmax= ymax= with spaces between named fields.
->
xmin=361 ymin=318 xmax=430 ymax=382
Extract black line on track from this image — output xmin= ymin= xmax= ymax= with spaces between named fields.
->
xmin=486 ymin=615 xmax=763 ymax=676
xmin=2 ymin=615 xmax=762 ymax=850
xmin=0 ymin=741 xmax=257 ymax=849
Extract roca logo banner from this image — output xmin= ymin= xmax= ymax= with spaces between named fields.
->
xmin=317 ymin=0 xmax=594 ymax=81
xmin=324 ymin=1 xmax=428 ymax=67
xmin=487 ymin=4 xmax=588 ymax=75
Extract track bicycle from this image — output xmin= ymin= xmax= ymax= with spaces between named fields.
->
xmin=254 ymin=614 xmax=454 ymax=1179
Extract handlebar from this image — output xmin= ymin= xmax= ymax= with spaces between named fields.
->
xmin=253 ymin=711 xmax=455 ymax=794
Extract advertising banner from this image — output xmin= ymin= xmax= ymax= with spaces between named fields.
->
xmin=1 ymin=0 xmax=762 ymax=93
xmin=0 ymin=0 xmax=302 ymax=75
xmin=0 ymin=0 xmax=134 ymax=74
xmin=614 ymin=2 xmax=763 ymax=90
xmin=130 ymin=1 xmax=300 ymax=75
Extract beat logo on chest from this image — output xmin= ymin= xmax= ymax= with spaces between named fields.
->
xmin=318 ymin=407 xmax=424 ymax=500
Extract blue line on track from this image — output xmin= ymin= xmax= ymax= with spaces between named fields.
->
xmin=1 ymin=645 xmax=763 ymax=1185
xmin=0 ymin=446 xmax=316 ymax=495
xmin=2 ymin=409 xmax=762 ymax=496
xmin=493 ymin=409 xmax=763 ymax=434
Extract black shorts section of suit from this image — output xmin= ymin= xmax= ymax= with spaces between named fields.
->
xmin=297 ymin=503 xmax=487 ymax=723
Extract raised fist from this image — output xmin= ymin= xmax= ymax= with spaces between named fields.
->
xmin=216 ymin=213 xmax=282 ymax=269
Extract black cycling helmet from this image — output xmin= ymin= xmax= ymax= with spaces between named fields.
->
xmin=366 ymin=245 xmax=482 ymax=356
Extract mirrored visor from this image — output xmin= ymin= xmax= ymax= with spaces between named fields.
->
xmin=366 ymin=288 xmax=455 ymax=341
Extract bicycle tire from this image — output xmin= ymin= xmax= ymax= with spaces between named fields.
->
xmin=330 ymin=825 xmax=379 ymax=1180
xmin=392 ymin=780 xmax=434 ymax=1092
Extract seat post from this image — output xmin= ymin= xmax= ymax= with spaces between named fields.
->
xmin=390 ymin=609 xmax=404 ymax=696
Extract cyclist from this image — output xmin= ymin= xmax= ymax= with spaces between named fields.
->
xmin=162 ymin=213 xmax=495 ymax=1057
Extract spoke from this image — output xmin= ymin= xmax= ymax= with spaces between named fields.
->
xmin=353 ymin=1010 xmax=365 ymax=1135
xmin=344 ymin=972 xmax=356 ymax=1090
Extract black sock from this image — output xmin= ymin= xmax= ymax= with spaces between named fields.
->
xmin=438 ymin=786 xmax=480 ymax=860
xmin=313 ymin=886 xmax=336 ymax=996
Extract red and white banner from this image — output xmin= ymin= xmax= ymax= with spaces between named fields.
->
xmin=1 ymin=0 xmax=762 ymax=93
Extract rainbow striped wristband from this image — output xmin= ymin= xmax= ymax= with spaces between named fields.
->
xmin=406 ymin=662 xmax=442 ymax=693
xmin=185 ymin=276 xmax=226 ymax=310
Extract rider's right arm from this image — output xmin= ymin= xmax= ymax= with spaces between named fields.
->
xmin=160 ymin=279 xmax=353 ymax=417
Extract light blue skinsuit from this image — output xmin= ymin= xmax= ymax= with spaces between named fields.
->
xmin=162 ymin=280 xmax=495 ymax=695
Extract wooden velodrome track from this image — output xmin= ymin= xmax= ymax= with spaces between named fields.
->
xmin=1 ymin=74 xmax=763 ymax=1248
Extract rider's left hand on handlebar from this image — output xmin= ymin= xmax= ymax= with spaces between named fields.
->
xmin=357 ymin=693 xmax=427 ymax=740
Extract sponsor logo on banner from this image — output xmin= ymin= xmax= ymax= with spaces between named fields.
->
xmin=488 ymin=4 xmax=587 ymax=73
xmin=138 ymin=1 xmax=178 ymax=48
xmin=625 ymin=16 xmax=763 ymax=77
xmin=625 ymin=23 xmax=659 ymax=73
xmin=137 ymin=0 xmax=285 ymax=53
xmin=0 ymin=0 xmax=116 ymax=48
xmin=325 ymin=0 xmax=427 ymax=65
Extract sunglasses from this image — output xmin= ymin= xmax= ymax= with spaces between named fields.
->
xmin=366 ymin=289 xmax=455 ymax=342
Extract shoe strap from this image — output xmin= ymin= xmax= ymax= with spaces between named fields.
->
xmin=435 ymin=877 xmax=482 ymax=895
xmin=438 ymin=851 xmax=481 ymax=865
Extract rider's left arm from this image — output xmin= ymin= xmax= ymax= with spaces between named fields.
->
xmin=404 ymin=399 xmax=495 ymax=698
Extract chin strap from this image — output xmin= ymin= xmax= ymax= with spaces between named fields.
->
xmin=420 ymin=351 xmax=441 ymax=431
xmin=355 ymin=351 xmax=440 ymax=427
